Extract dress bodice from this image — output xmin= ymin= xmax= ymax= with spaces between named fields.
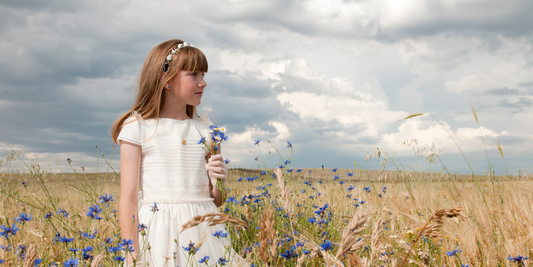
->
xmin=117 ymin=116 xmax=211 ymax=200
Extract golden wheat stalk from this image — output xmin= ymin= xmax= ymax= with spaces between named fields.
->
xmin=336 ymin=208 xmax=370 ymax=259
xmin=180 ymin=213 xmax=248 ymax=233
xmin=403 ymin=113 xmax=425 ymax=120
xmin=399 ymin=206 xmax=467 ymax=267
xmin=258 ymin=206 xmax=278 ymax=265
xmin=22 ymin=244 xmax=37 ymax=267
xmin=274 ymin=168 xmax=290 ymax=214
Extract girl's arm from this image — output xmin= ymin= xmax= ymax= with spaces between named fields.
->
xmin=118 ymin=141 xmax=141 ymax=266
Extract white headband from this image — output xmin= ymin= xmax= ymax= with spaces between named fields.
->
xmin=162 ymin=42 xmax=194 ymax=72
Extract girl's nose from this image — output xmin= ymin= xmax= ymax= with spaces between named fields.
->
xmin=199 ymin=78 xmax=207 ymax=88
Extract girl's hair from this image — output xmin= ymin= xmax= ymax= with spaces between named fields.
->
xmin=111 ymin=39 xmax=208 ymax=144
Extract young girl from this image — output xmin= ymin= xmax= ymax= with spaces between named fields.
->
xmin=111 ymin=39 xmax=245 ymax=266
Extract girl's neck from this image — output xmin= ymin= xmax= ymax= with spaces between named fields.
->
xmin=159 ymin=102 xmax=189 ymax=120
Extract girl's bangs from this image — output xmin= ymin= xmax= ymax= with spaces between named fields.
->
xmin=181 ymin=47 xmax=208 ymax=73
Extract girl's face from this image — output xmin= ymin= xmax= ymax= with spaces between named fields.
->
xmin=166 ymin=70 xmax=207 ymax=106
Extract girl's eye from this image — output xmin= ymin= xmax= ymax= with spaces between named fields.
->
xmin=191 ymin=72 xmax=197 ymax=76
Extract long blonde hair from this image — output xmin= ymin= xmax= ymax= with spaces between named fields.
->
xmin=111 ymin=39 xmax=209 ymax=144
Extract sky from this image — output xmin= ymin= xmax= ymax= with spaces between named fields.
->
xmin=1 ymin=0 xmax=532 ymax=174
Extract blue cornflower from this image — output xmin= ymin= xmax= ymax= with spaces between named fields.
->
xmin=308 ymin=170 xmax=312 ymax=174
xmin=296 ymin=242 xmax=304 ymax=247
xmin=302 ymin=249 xmax=310 ymax=255
xmin=224 ymin=159 xmax=230 ymax=164
xmin=82 ymin=246 xmax=93 ymax=260
xmin=296 ymin=169 xmax=302 ymax=173
xmin=346 ymin=172 xmax=354 ymax=176
xmin=287 ymin=141 xmax=292 ymax=148
xmin=81 ymin=229 xmax=97 ymax=239
xmin=197 ymin=137 xmax=206 ymax=144
xmin=363 ymin=187 xmax=371 ymax=193
xmin=121 ymin=239 xmax=134 ymax=252
xmin=217 ymin=257 xmax=228 ymax=265
xmin=34 ymin=258 xmax=42 ymax=266
xmin=280 ymin=246 xmax=298 ymax=259
xmin=14 ymin=213 xmax=33 ymax=224
xmin=0 ymin=224 xmax=19 ymax=239
xmin=113 ymin=256 xmax=125 ymax=262
xmin=347 ymin=185 xmax=355 ymax=191
xmin=57 ymin=208 xmax=69 ymax=219
xmin=315 ymin=204 xmax=329 ymax=216
xmin=446 ymin=246 xmax=462 ymax=256
xmin=339 ymin=181 xmax=345 ymax=185
xmin=182 ymin=242 xmax=199 ymax=255
xmin=238 ymin=177 xmax=243 ymax=182
xmin=308 ymin=217 xmax=317 ymax=223
xmin=284 ymin=159 xmax=291 ymax=165
xmin=508 ymin=255 xmax=529 ymax=264
xmin=320 ymin=240 xmax=335 ymax=251
xmin=44 ymin=213 xmax=53 ymax=219
xmin=66 ymin=158 xmax=72 ymax=164
xmin=98 ymin=194 xmax=114 ymax=204
xmin=198 ymin=255 xmax=210 ymax=264
xmin=331 ymin=168 xmax=337 ymax=172
xmin=254 ymin=140 xmax=260 ymax=145
xmin=58 ymin=236 xmax=74 ymax=243
xmin=286 ymin=168 xmax=293 ymax=173
xmin=151 ymin=203 xmax=159 ymax=212
xmin=63 ymin=258 xmax=78 ymax=267
xmin=0 ymin=259 xmax=4 ymax=264
xmin=213 ymin=231 xmax=228 ymax=238
xmin=303 ymin=180 xmax=312 ymax=186
xmin=260 ymin=170 xmax=267 ymax=175
xmin=138 ymin=223 xmax=147 ymax=232
xmin=86 ymin=204 xmax=103 ymax=220
xmin=333 ymin=175 xmax=340 ymax=180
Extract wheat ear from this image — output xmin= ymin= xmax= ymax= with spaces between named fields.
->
xmin=180 ymin=213 xmax=248 ymax=233
xmin=258 ymin=207 xmax=278 ymax=265
xmin=336 ymin=208 xmax=370 ymax=258
xmin=91 ymin=253 xmax=105 ymax=267
xmin=22 ymin=244 xmax=37 ymax=267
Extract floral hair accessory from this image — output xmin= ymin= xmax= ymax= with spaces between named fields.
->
xmin=162 ymin=42 xmax=194 ymax=72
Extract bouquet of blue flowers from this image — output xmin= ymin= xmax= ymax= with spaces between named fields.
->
xmin=197 ymin=125 xmax=228 ymax=196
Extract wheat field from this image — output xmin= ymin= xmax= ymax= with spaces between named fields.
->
xmin=0 ymin=155 xmax=532 ymax=267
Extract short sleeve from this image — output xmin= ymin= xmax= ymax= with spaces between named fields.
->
xmin=117 ymin=116 xmax=142 ymax=146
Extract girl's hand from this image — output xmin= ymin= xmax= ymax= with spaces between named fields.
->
xmin=205 ymin=154 xmax=228 ymax=183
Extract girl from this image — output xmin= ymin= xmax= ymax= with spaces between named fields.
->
xmin=111 ymin=39 xmax=245 ymax=266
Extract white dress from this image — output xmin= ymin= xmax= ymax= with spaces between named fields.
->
xmin=117 ymin=116 xmax=246 ymax=267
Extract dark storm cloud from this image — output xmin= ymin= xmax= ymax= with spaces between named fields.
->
xmin=497 ymin=97 xmax=533 ymax=108
xmin=485 ymin=87 xmax=521 ymax=96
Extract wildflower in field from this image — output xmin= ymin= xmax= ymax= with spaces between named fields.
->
xmin=35 ymin=258 xmax=42 ymax=266
xmin=296 ymin=169 xmax=302 ymax=173
xmin=446 ymin=246 xmax=462 ymax=256
xmin=315 ymin=203 xmax=329 ymax=216
xmin=308 ymin=170 xmax=312 ymax=174
xmin=218 ymin=257 xmax=228 ymax=265
xmin=213 ymin=231 xmax=228 ymax=238
xmin=86 ymin=204 xmax=103 ymax=220
xmin=81 ymin=229 xmax=97 ymax=239
xmin=260 ymin=170 xmax=267 ymax=175
xmin=58 ymin=236 xmax=74 ymax=243
xmin=339 ymin=181 xmax=345 ymax=185
xmin=151 ymin=202 xmax=159 ymax=212
xmin=346 ymin=194 xmax=352 ymax=198
xmin=183 ymin=242 xmax=199 ymax=255
xmin=197 ymin=137 xmax=206 ymax=144
xmin=238 ymin=177 xmax=243 ymax=182
xmin=82 ymin=246 xmax=93 ymax=260
xmin=284 ymin=159 xmax=291 ymax=165
xmin=363 ymin=187 xmax=371 ymax=193
xmin=98 ymin=194 xmax=114 ymax=205
xmin=320 ymin=240 xmax=335 ymax=251
xmin=199 ymin=255 xmax=210 ymax=264
xmin=0 ymin=224 xmax=19 ymax=239
xmin=280 ymin=246 xmax=298 ymax=259
xmin=318 ymin=180 xmax=323 ymax=184
xmin=286 ymin=141 xmax=292 ymax=148
xmin=286 ymin=168 xmax=293 ymax=173
xmin=57 ymin=208 xmax=69 ymax=219
xmin=113 ymin=256 xmax=125 ymax=262
xmin=224 ymin=158 xmax=230 ymax=164
xmin=508 ymin=255 xmax=529 ymax=264
xmin=66 ymin=158 xmax=72 ymax=163
xmin=254 ymin=140 xmax=260 ymax=145
xmin=347 ymin=185 xmax=355 ymax=191
xmin=44 ymin=212 xmax=53 ymax=219
xmin=301 ymin=189 xmax=306 ymax=193
xmin=63 ymin=258 xmax=79 ymax=267
xmin=0 ymin=259 xmax=4 ymax=264
xmin=333 ymin=175 xmax=340 ymax=180
xmin=14 ymin=213 xmax=33 ymax=224
xmin=331 ymin=168 xmax=337 ymax=172
xmin=347 ymin=172 xmax=354 ymax=176
xmin=254 ymin=157 xmax=258 ymax=161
